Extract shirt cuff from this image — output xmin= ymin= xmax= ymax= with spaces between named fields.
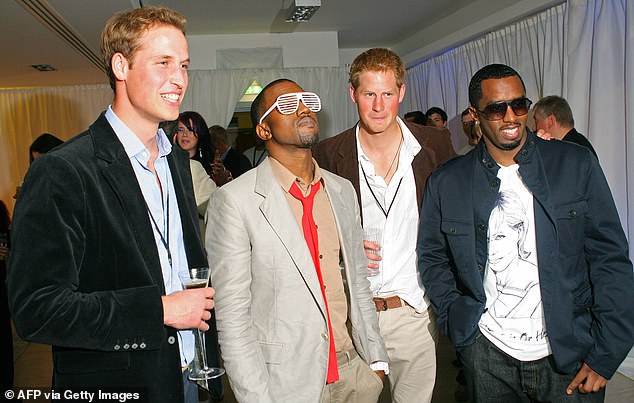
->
xmin=370 ymin=361 xmax=389 ymax=374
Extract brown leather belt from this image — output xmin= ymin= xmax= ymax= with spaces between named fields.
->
xmin=373 ymin=296 xmax=405 ymax=311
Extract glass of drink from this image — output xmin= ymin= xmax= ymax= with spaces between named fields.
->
xmin=178 ymin=267 xmax=225 ymax=381
xmin=363 ymin=228 xmax=383 ymax=277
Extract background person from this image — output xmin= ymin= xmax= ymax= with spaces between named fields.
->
xmin=208 ymin=124 xmax=252 ymax=184
xmin=403 ymin=110 xmax=428 ymax=126
xmin=532 ymin=95 xmax=597 ymax=157
xmin=425 ymin=107 xmax=448 ymax=129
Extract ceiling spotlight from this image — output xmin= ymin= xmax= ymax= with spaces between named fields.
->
xmin=31 ymin=64 xmax=56 ymax=72
xmin=286 ymin=0 xmax=321 ymax=22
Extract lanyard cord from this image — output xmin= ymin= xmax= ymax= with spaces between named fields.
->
xmin=360 ymin=162 xmax=403 ymax=219
xmin=145 ymin=164 xmax=172 ymax=268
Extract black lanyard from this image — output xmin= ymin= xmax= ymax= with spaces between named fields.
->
xmin=145 ymin=165 xmax=172 ymax=267
xmin=360 ymin=162 xmax=403 ymax=219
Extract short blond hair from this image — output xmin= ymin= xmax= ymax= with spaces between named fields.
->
xmin=349 ymin=48 xmax=405 ymax=89
xmin=101 ymin=6 xmax=186 ymax=90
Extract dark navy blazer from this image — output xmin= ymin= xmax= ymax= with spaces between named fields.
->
xmin=8 ymin=113 xmax=209 ymax=402
xmin=418 ymin=130 xmax=634 ymax=378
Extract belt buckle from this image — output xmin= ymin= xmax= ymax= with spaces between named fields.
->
xmin=380 ymin=299 xmax=388 ymax=311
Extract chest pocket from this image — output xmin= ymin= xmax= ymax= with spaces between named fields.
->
xmin=441 ymin=220 xmax=472 ymax=269
xmin=554 ymin=199 xmax=587 ymax=257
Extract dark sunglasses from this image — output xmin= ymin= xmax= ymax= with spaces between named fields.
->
xmin=476 ymin=97 xmax=532 ymax=121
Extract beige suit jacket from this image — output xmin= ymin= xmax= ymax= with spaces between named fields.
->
xmin=206 ymin=158 xmax=387 ymax=403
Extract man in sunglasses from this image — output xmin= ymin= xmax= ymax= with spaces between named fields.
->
xmin=418 ymin=63 xmax=634 ymax=402
xmin=206 ymin=79 xmax=388 ymax=402
xmin=314 ymin=47 xmax=455 ymax=403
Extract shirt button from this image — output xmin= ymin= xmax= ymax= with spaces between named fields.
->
xmin=319 ymin=254 xmax=323 ymax=259
xmin=168 ymin=336 xmax=176 ymax=345
xmin=478 ymin=264 xmax=484 ymax=272
xmin=123 ymin=343 xmax=130 ymax=350
xmin=140 ymin=342 xmax=147 ymax=349
xmin=478 ymin=224 xmax=486 ymax=231
xmin=520 ymin=150 xmax=528 ymax=156
xmin=114 ymin=345 xmax=121 ymax=351
xmin=450 ymin=227 xmax=456 ymax=234
xmin=568 ymin=210 xmax=577 ymax=218
xmin=131 ymin=343 xmax=138 ymax=350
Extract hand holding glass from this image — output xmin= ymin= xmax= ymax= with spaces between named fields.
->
xmin=178 ymin=267 xmax=225 ymax=381
xmin=363 ymin=228 xmax=383 ymax=277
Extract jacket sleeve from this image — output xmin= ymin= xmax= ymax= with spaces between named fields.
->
xmin=341 ymin=180 xmax=388 ymax=364
xmin=205 ymin=187 xmax=274 ymax=403
xmin=189 ymin=159 xmax=217 ymax=218
xmin=7 ymin=154 xmax=165 ymax=351
xmin=581 ymin=154 xmax=634 ymax=378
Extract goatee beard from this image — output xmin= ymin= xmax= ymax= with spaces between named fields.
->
xmin=300 ymin=133 xmax=319 ymax=149
xmin=500 ymin=139 xmax=521 ymax=151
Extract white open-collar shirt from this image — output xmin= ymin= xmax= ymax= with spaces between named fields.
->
xmin=356 ymin=117 xmax=429 ymax=312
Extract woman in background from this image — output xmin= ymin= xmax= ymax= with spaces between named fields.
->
xmin=171 ymin=113 xmax=223 ymax=402
xmin=175 ymin=111 xmax=232 ymax=185
xmin=175 ymin=112 xmax=215 ymax=175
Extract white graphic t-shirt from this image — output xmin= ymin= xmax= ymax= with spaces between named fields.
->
xmin=478 ymin=164 xmax=551 ymax=361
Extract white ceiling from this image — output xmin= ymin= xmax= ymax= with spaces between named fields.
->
xmin=0 ymin=0 xmax=561 ymax=88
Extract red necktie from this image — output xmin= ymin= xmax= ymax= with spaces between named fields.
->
xmin=288 ymin=181 xmax=339 ymax=384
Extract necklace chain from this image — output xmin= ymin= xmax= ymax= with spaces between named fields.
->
xmin=382 ymin=135 xmax=403 ymax=180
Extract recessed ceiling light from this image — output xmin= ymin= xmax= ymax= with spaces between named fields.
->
xmin=31 ymin=64 xmax=56 ymax=72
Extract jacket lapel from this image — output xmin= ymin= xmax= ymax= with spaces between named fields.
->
xmin=333 ymin=128 xmax=362 ymax=204
xmin=254 ymin=160 xmax=327 ymax=318
xmin=91 ymin=114 xmax=165 ymax=293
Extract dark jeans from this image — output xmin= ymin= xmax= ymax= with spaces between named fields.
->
xmin=458 ymin=330 xmax=605 ymax=403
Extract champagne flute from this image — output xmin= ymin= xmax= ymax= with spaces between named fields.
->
xmin=178 ymin=267 xmax=225 ymax=381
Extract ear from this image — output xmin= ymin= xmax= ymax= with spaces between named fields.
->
xmin=468 ymin=107 xmax=478 ymax=124
xmin=255 ymin=123 xmax=271 ymax=142
xmin=546 ymin=114 xmax=557 ymax=130
xmin=398 ymin=83 xmax=406 ymax=103
xmin=349 ymin=86 xmax=358 ymax=104
xmin=111 ymin=52 xmax=129 ymax=82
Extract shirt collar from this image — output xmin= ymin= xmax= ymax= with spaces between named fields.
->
xmin=355 ymin=116 xmax=421 ymax=164
xmin=105 ymin=106 xmax=172 ymax=163
xmin=268 ymin=156 xmax=324 ymax=196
